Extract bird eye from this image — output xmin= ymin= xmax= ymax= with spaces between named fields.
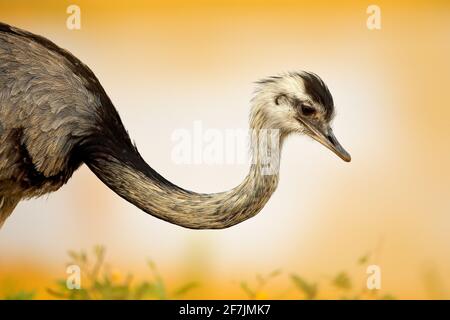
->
xmin=301 ymin=105 xmax=316 ymax=116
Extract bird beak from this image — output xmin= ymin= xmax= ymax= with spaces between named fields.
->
xmin=298 ymin=118 xmax=351 ymax=162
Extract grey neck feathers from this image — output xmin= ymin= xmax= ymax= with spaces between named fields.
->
xmin=88 ymin=99 xmax=284 ymax=229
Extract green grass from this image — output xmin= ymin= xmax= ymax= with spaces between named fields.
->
xmin=2 ymin=248 xmax=396 ymax=300
xmin=240 ymin=254 xmax=395 ymax=300
xmin=46 ymin=245 xmax=198 ymax=300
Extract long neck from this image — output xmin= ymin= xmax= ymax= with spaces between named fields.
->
xmin=85 ymin=103 xmax=283 ymax=229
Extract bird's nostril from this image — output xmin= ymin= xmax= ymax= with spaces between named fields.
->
xmin=327 ymin=135 xmax=334 ymax=143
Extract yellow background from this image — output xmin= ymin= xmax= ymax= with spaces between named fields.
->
xmin=0 ymin=0 xmax=449 ymax=299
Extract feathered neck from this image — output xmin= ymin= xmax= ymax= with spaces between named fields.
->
xmin=85 ymin=99 xmax=284 ymax=229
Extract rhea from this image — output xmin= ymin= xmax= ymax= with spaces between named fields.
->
xmin=0 ymin=22 xmax=350 ymax=229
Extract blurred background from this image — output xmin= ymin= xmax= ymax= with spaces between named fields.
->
xmin=0 ymin=0 xmax=449 ymax=299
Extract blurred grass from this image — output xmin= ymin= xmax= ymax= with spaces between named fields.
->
xmin=3 ymin=290 xmax=36 ymax=300
xmin=45 ymin=245 xmax=198 ymax=300
xmin=239 ymin=254 xmax=396 ymax=300
xmin=3 ymin=247 xmax=444 ymax=300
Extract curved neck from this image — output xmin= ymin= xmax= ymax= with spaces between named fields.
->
xmin=86 ymin=103 xmax=284 ymax=229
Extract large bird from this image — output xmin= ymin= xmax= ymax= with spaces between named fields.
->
xmin=0 ymin=22 xmax=350 ymax=229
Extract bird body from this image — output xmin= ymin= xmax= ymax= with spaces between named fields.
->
xmin=0 ymin=22 xmax=92 ymax=224
xmin=0 ymin=22 xmax=350 ymax=229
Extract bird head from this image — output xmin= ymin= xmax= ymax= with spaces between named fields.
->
xmin=252 ymin=72 xmax=351 ymax=162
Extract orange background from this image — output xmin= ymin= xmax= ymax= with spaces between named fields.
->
xmin=0 ymin=0 xmax=449 ymax=299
